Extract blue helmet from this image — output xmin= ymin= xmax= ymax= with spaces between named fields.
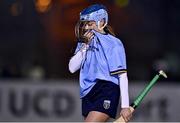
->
xmin=80 ymin=4 xmax=108 ymax=29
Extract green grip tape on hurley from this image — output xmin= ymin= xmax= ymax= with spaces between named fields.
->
xmin=133 ymin=74 xmax=160 ymax=107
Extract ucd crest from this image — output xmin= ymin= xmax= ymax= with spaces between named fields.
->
xmin=103 ymin=100 xmax=111 ymax=109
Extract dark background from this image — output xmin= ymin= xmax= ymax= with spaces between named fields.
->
xmin=0 ymin=0 xmax=179 ymax=81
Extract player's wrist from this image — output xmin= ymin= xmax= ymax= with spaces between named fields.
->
xmin=121 ymin=104 xmax=130 ymax=108
xmin=121 ymin=106 xmax=130 ymax=109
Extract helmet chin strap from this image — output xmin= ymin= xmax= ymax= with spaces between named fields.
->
xmin=97 ymin=21 xmax=107 ymax=31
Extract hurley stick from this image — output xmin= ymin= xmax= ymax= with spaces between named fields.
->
xmin=114 ymin=70 xmax=167 ymax=123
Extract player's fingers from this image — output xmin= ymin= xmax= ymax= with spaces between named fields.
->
xmin=88 ymin=33 xmax=94 ymax=39
xmin=83 ymin=31 xmax=89 ymax=36
xmin=84 ymin=31 xmax=93 ymax=38
xmin=83 ymin=31 xmax=90 ymax=36
xmin=87 ymin=33 xmax=93 ymax=39
xmin=89 ymin=35 xmax=94 ymax=40
xmin=129 ymin=113 xmax=132 ymax=119
xmin=122 ymin=115 xmax=128 ymax=122
xmin=127 ymin=114 xmax=132 ymax=121
xmin=121 ymin=112 xmax=131 ymax=122
xmin=87 ymin=32 xmax=93 ymax=37
xmin=84 ymin=31 xmax=94 ymax=40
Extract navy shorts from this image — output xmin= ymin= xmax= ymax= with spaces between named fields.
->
xmin=82 ymin=80 xmax=120 ymax=119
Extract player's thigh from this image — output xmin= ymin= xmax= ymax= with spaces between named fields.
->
xmin=85 ymin=111 xmax=110 ymax=122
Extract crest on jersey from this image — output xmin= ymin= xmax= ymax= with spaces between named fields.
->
xmin=103 ymin=100 xmax=111 ymax=109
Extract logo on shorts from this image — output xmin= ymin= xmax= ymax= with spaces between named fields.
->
xmin=103 ymin=100 xmax=111 ymax=109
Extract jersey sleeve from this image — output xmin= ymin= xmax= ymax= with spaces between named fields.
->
xmin=106 ymin=45 xmax=127 ymax=75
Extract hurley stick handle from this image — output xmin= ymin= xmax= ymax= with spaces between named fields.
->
xmin=114 ymin=70 xmax=167 ymax=123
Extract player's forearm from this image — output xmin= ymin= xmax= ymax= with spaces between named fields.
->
xmin=68 ymin=44 xmax=88 ymax=73
xmin=69 ymin=51 xmax=85 ymax=73
xmin=119 ymin=72 xmax=130 ymax=108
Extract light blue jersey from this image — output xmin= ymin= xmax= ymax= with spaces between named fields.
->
xmin=75 ymin=31 xmax=127 ymax=98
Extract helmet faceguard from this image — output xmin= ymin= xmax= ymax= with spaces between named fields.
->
xmin=80 ymin=4 xmax=108 ymax=30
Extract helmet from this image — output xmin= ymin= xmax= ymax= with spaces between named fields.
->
xmin=80 ymin=4 xmax=108 ymax=30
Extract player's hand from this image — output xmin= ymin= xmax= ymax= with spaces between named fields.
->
xmin=83 ymin=30 xmax=94 ymax=44
xmin=120 ymin=108 xmax=132 ymax=122
xmin=80 ymin=43 xmax=89 ymax=52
